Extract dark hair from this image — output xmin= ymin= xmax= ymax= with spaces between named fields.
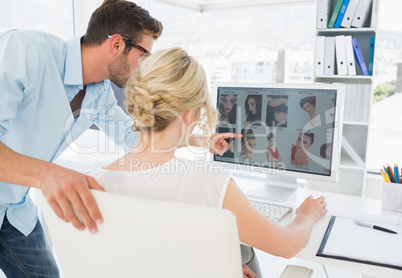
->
xmin=218 ymin=94 xmax=237 ymax=124
xmin=82 ymin=0 xmax=163 ymax=53
xmin=302 ymin=132 xmax=314 ymax=145
xmin=245 ymin=95 xmax=262 ymax=124
xmin=320 ymin=143 xmax=332 ymax=158
xmin=274 ymin=104 xmax=288 ymax=113
xmin=299 ymin=96 xmax=316 ymax=109
xmin=265 ymin=95 xmax=288 ymax=128
xmin=267 ymin=132 xmax=275 ymax=142
xmin=241 ymin=129 xmax=255 ymax=144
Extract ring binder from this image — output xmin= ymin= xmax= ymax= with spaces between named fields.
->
xmin=352 ymin=38 xmax=369 ymax=76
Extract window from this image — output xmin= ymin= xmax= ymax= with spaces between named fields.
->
xmin=367 ymin=0 xmax=402 ymax=172
xmin=0 ymin=0 xmax=74 ymax=40
xmin=150 ymin=1 xmax=315 ymax=86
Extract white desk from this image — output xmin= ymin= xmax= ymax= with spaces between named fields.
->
xmin=232 ymin=175 xmax=402 ymax=278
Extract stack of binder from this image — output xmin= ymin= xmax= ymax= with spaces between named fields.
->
xmin=315 ymin=35 xmax=373 ymax=76
xmin=316 ymin=0 xmax=376 ymax=29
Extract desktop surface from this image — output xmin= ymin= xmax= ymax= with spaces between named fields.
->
xmin=54 ymin=130 xmax=402 ymax=278
xmin=233 ymin=174 xmax=402 ymax=278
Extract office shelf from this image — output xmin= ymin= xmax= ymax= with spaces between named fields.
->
xmin=315 ymin=75 xmax=373 ymax=81
xmin=317 ymin=28 xmax=376 ymax=35
xmin=343 ymin=121 xmax=369 ymax=126
xmin=310 ymin=0 xmax=378 ymax=197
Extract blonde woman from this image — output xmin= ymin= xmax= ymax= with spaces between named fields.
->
xmin=90 ymin=47 xmax=327 ymax=277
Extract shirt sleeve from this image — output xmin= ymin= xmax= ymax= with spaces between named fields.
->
xmin=93 ymin=83 xmax=139 ymax=151
xmin=0 ymin=33 xmax=40 ymax=139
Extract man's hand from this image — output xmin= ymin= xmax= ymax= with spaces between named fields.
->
xmin=41 ymin=164 xmax=105 ymax=234
xmin=0 ymin=142 xmax=104 ymax=233
xmin=242 ymin=264 xmax=257 ymax=278
xmin=209 ymin=133 xmax=242 ymax=155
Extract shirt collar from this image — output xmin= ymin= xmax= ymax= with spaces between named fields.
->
xmin=64 ymin=36 xmax=84 ymax=88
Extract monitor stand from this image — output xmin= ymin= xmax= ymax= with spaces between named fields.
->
xmin=246 ymin=175 xmax=297 ymax=202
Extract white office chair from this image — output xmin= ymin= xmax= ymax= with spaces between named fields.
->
xmin=38 ymin=190 xmax=242 ymax=278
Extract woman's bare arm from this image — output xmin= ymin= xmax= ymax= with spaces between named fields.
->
xmin=222 ymin=179 xmax=327 ymax=258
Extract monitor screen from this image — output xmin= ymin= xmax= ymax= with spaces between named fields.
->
xmin=213 ymin=83 xmax=344 ymax=201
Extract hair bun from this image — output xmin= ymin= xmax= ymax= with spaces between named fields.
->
xmin=125 ymin=79 xmax=161 ymax=129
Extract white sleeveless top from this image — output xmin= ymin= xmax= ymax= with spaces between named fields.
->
xmin=89 ymin=157 xmax=232 ymax=209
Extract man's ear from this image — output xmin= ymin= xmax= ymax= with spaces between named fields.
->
xmin=108 ymin=35 xmax=126 ymax=57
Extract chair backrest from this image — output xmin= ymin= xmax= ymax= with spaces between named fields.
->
xmin=38 ymin=189 xmax=242 ymax=278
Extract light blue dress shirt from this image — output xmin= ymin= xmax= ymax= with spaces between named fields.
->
xmin=0 ymin=30 xmax=138 ymax=236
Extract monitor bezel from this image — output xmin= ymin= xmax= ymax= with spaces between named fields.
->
xmin=212 ymin=82 xmax=344 ymax=184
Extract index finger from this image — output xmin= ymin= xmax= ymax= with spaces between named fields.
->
xmin=217 ymin=133 xmax=243 ymax=139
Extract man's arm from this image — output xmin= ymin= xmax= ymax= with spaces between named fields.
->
xmin=0 ymin=142 xmax=104 ymax=233
xmin=0 ymin=33 xmax=104 ymax=233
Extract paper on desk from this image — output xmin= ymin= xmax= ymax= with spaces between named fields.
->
xmin=321 ymin=216 xmax=402 ymax=268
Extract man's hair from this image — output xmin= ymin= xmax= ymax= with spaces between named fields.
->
xmin=82 ymin=0 xmax=163 ymax=52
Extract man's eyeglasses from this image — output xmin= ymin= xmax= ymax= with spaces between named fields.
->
xmin=107 ymin=34 xmax=150 ymax=56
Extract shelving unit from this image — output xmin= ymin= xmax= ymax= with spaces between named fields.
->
xmin=307 ymin=0 xmax=378 ymax=196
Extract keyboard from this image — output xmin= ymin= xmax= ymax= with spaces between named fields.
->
xmin=250 ymin=200 xmax=293 ymax=222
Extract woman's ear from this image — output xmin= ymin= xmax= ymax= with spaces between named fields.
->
xmin=182 ymin=110 xmax=194 ymax=126
xmin=183 ymin=109 xmax=201 ymax=127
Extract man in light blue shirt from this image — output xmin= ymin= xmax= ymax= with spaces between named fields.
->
xmin=0 ymin=0 xmax=243 ymax=276
xmin=0 ymin=1 xmax=162 ymax=277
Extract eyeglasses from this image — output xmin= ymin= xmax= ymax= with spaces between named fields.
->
xmin=107 ymin=34 xmax=150 ymax=56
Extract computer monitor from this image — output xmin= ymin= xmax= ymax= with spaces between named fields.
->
xmin=214 ymin=83 xmax=344 ymax=202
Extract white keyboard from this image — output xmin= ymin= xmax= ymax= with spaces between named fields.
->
xmin=250 ymin=200 xmax=293 ymax=222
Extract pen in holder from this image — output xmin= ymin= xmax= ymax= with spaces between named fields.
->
xmin=382 ymin=182 xmax=402 ymax=213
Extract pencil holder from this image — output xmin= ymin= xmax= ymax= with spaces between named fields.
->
xmin=382 ymin=182 xmax=402 ymax=213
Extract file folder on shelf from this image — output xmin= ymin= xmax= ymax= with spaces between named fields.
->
xmin=334 ymin=0 xmax=350 ymax=28
xmin=368 ymin=36 xmax=375 ymax=75
xmin=370 ymin=0 xmax=378 ymax=28
xmin=328 ymin=0 xmax=344 ymax=28
xmin=344 ymin=35 xmax=356 ymax=75
xmin=317 ymin=0 xmax=334 ymax=29
xmin=340 ymin=0 xmax=359 ymax=28
xmin=324 ymin=37 xmax=335 ymax=75
xmin=351 ymin=0 xmax=372 ymax=28
xmin=315 ymin=36 xmax=326 ymax=76
xmin=335 ymin=35 xmax=348 ymax=75
xmin=352 ymin=38 xmax=369 ymax=76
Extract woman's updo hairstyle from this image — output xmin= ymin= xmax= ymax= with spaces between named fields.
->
xmin=125 ymin=47 xmax=217 ymax=141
